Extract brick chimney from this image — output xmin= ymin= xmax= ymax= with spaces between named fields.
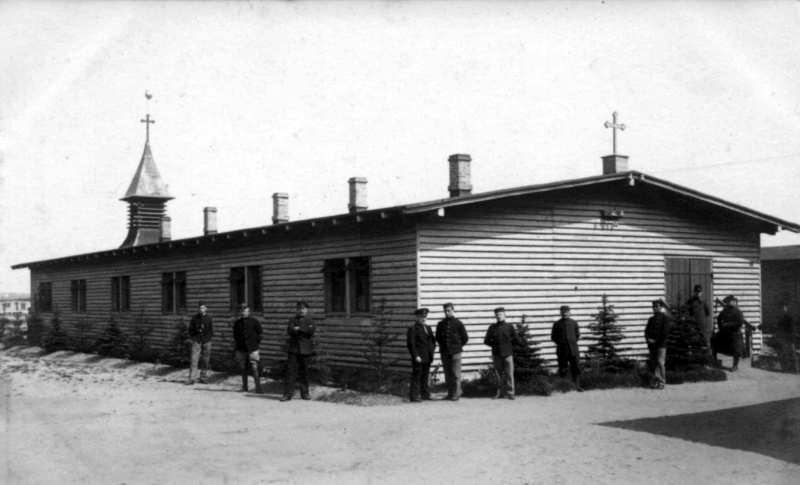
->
xmin=602 ymin=154 xmax=629 ymax=174
xmin=348 ymin=177 xmax=367 ymax=213
xmin=272 ymin=193 xmax=289 ymax=224
xmin=160 ymin=216 xmax=171 ymax=242
xmin=203 ymin=207 xmax=217 ymax=235
xmin=448 ymin=154 xmax=472 ymax=197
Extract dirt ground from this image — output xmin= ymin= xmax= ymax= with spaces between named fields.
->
xmin=1 ymin=346 xmax=799 ymax=485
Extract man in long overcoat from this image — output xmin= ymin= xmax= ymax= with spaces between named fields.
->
xmin=711 ymin=295 xmax=746 ymax=371
xmin=686 ymin=284 xmax=712 ymax=347
xmin=484 ymin=307 xmax=521 ymax=399
xmin=282 ymin=300 xmax=315 ymax=401
xmin=550 ymin=305 xmax=583 ymax=391
xmin=406 ymin=308 xmax=436 ymax=402
xmin=435 ymin=302 xmax=469 ymax=401
xmin=232 ymin=303 xmax=262 ymax=393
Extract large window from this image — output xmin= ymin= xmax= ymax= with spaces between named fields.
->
xmin=230 ymin=266 xmax=262 ymax=312
xmin=70 ymin=279 xmax=87 ymax=312
xmin=323 ymin=257 xmax=371 ymax=315
xmin=111 ymin=276 xmax=130 ymax=312
xmin=38 ymin=282 xmax=53 ymax=312
xmin=161 ymin=271 xmax=187 ymax=313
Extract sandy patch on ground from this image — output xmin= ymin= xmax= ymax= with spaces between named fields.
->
xmin=1 ymin=346 xmax=799 ymax=485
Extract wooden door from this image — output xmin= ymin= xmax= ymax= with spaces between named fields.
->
xmin=664 ymin=258 xmax=713 ymax=312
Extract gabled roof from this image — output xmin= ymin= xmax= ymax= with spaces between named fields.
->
xmin=405 ymin=171 xmax=800 ymax=233
xmin=12 ymin=170 xmax=800 ymax=269
xmin=761 ymin=245 xmax=800 ymax=261
xmin=122 ymin=142 xmax=172 ymax=200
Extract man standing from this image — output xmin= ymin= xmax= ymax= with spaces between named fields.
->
xmin=282 ymin=301 xmax=315 ymax=401
xmin=645 ymin=299 xmax=672 ymax=389
xmin=686 ymin=285 xmax=711 ymax=347
xmin=483 ymin=307 xmax=520 ymax=399
xmin=406 ymin=308 xmax=436 ymax=403
xmin=712 ymin=295 xmax=746 ymax=371
xmin=550 ymin=305 xmax=583 ymax=392
xmin=188 ymin=301 xmax=214 ymax=384
xmin=435 ymin=302 xmax=469 ymax=401
xmin=232 ymin=303 xmax=262 ymax=393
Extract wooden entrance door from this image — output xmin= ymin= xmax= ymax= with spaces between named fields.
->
xmin=664 ymin=258 xmax=713 ymax=312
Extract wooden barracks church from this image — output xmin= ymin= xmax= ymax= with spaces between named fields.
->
xmin=13 ymin=113 xmax=800 ymax=372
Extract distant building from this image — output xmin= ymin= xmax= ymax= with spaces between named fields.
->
xmin=0 ymin=293 xmax=30 ymax=319
xmin=761 ymin=245 xmax=800 ymax=327
xmin=11 ymin=118 xmax=800 ymax=372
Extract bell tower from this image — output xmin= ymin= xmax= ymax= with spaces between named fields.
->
xmin=120 ymin=109 xmax=173 ymax=247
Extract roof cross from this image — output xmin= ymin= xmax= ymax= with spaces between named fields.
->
xmin=604 ymin=111 xmax=626 ymax=155
xmin=140 ymin=113 xmax=155 ymax=143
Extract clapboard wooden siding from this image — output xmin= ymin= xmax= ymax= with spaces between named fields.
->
xmin=29 ymin=221 xmax=418 ymax=368
xmin=418 ymin=187 xmax=763 ymax=372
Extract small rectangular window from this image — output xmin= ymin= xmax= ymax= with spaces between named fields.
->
xmin=38 ymin=282 xmax=53 ymax=312
xmin=70 ymin=279 xmax=87 ymax=312
xmin=230 ymin=266 xmax=262 ymax=312
xmin=111 ymin=276 xmax=131 ymax=312
xmin=161 ymin=271 xmax=187 ymax=314
xmin=323 ymin=257 xmax=371 ymax=315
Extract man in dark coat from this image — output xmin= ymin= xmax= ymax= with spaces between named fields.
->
xmin=188 ymin=301 xmax=214 ymax=384
xmin=232 ymin=303 xmax=263 ymax=393
xmin=435 ymin=302 xmax=469 ymax=401
xmin=686 ymin=284 xmax=712 ymax=347
xmin=550 ymin=305 xmax=583 ymax=391
xmin=712 ymin=295 xmax=746 ymax=371
xmin=406 ymin=308 xmax=436 ymax=402
xmin=645 ymin=299 xmax=672 ymax=389
xmin=282 ymin=300 xmax=315 ymax=401
xmin=483 ymin=307 xmax=521 ymax=399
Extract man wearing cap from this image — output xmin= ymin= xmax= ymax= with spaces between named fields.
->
xmin=188 ymin=301 xmax=214 ymax=384
xmin=406 ymin=308 xmax=436 ymax=402
xmin=712 ymin=295 xmax=746 ymax=371
xmin=686 ymin=285 xmax=712 ymax=348
xmin=483 ymin=307 xmax=521 ymax=399
xmin=435 ymin=302 xmax=469 ymax=401
xmin=282 ymin=301 xmax=315 ymax=401
xmin=645 ymin=299 xmax=672 ymax=389
xmin=232 ymin=303 xmax=263 ymax=393
xmin=550 ymin=305 xmax=583 ymax=392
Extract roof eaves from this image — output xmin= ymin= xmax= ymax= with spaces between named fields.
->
xmin=638 ymin=174 xmax=800 ymax=233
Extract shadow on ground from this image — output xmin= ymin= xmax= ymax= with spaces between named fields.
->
xmin=599 ymin=397 xmax=800 ymax=464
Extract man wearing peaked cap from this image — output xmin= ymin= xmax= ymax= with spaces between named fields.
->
xmin=232 ymin=303 xmax=263 ymax=393
xmin=551 ymin=305 xmax=583 ymax=392
xmin=645 ymin=298 xmax=672 ymax=389
xmin=406 ymin=308 xmax=435 ymax=402
xmin=484 ymin=306 xmax=521 ymax=399
xmin=282 ymin=300 xmax=316 ymax=401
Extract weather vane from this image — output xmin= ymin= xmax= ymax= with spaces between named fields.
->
xmin=141 ymin=91 xmax=155 ymax=143
xmin=604 ymin=111 xmax=626 ymax=155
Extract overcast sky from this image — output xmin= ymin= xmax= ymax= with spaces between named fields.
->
xmin=2 ymin=1 xmax=800 ymax=294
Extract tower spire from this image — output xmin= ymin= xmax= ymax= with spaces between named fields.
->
xmin=120 ymin=93 xmax=173 ymax=248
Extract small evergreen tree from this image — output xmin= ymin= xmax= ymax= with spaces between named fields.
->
xmin=160 ymin=316 xmax=190 ymax=367
xmin=666 ymin=303 xmax=711 ymax=370
xmin=73 ymin=316 xmax=93 ymax=353
xmin=513 ymin=314 xmax=548 ymax=383
xmin=585 ymin=294 xmax=632 ymax=371
xmin=94 ymin=315 xmax=129 ymax=358
xmin=129 ymin=309 xmax=157 ymax=362
xmin=42 ymin=312 xmax=70 ymax=353
xmin=362 ymin=299 xmax=401 ymax=391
